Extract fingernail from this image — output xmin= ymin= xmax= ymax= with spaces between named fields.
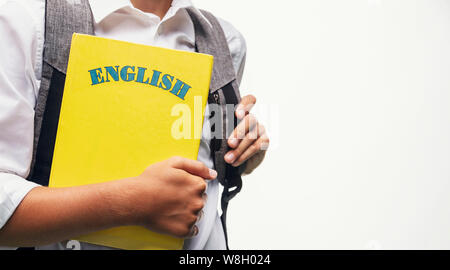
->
xmin=197 ymin=210 xmax=204 ymax=222
xmin=229 ymin=137 xmax=238 ymax=147
xmin=225 ymin=152 xmax=235 ymax=163
xmin=191 ymin=225 xmax=199 ymax=237
xmin=209 ymin=169 xmax=217 ymax=179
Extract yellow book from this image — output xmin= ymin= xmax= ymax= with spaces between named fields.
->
xmin=48 ymin=33 xmax=213 ymax=250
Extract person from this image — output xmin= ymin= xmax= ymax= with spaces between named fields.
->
xmin=0 ymin=0 xmax=269 ymax=250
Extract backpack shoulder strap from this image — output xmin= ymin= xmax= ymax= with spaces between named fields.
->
xmin=29 ymin=0 xmax=94 ymax=184
xmin=185 ymin=8 xmax=240 ymax=98
xmin=44 ymin=0 xmax=95 ymax=74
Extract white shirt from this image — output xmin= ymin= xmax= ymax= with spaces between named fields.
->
xmin=0 ymin=0 xmax=246 ymax=250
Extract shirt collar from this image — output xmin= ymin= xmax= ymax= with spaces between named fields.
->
xmin=88 ymin=0 xmax=132 ymax=23
xmin=88 ymin=0 xmax=209 ymax=26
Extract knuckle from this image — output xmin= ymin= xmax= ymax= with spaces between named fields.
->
xmin=169 ymin=156 xmax=182 ymax=165
xmin=249 ymin=144 xmax=259 ymax=152
xmin=192 ymin=198 xmax=204 ymax=212
xmin=198 ymin=181 xmax=207 ymax=192
xmin=172 ymin=168 xmax=186 ymax=178
xmin=178 ymin=158 xmax=187 ymax=168
xmin=179 ymin=171 xmax=192 ymax=182
xmin=189 ymin=175 xmax=202 ymax=185
xmin=189 ymin=214 xmax=198 ymax=225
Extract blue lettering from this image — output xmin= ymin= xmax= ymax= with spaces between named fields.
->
xmin=88 ymin=68 xmax=105 ymax=85
xmin=104 ymin=66 xmax=120 ymax=82
xmin=120 ymin=66 xmax=136 ymax=82
xmin=159 ymin=74 xmax=174 ymax=90
xmin=150 ymin=70 xmax=162 ymax=87
xmin=170 ymin=79 xmax=191 ymax=100
xmin=135 ymin=67 xmax=150 ymax=84
xmin=90 ymin=66 xmax=192 ymax=101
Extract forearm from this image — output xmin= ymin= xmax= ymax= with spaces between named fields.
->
xmin=0 ymin=178 xmax=135 ymax=247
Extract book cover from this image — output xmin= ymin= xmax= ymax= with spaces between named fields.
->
xmin=48 ymin=33 xmax=213 ymax=250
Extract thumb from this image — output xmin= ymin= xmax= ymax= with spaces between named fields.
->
xmin=171 ymin=157 xmax=217 ymax=180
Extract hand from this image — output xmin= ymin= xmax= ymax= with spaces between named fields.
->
xmin=129 ymin=156 xmax=216 ymax=238
xmin=224 ymin=95 xmax=269 ymax=174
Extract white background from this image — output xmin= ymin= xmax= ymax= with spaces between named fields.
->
xmin=194 ymin=0 xmax=450 ymax=249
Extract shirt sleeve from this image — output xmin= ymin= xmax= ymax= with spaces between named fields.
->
xmin=0 ymin=0 xmax=45 ymax=231
xmin=217 ymin=18 xmax=247 ymax=86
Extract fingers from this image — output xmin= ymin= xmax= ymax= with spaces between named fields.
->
xmin=225 ymin=122 xmax=269 ymax=166
xmin=226 ymin=121 xmax=266 ymax=163
xmin=231 ymin=134 xmax=269 ymax=167
xmin=168 ymin=157 xmax=209 ymax=239
xmin=186 ymin=195 xmax=206 ymax=238
xmin=226 ymin=125 xmax=259 ymax=164
xmin=228 ymin=113 xmax=258 ymax=148
xmin=235 ymin=94 xmax=256 ymax=119
xmin=170 ymin=156 xmax=217 ymax=180
xmin=186 ymin=201 xmax=205 ymax=238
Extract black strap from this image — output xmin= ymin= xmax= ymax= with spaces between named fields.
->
xmin=29 ymin=69 xmax=66 ymax=186
xmin=218 ymin=83 xmax=243 ymax=250
xmin=221 ymin=168 xmax=242 ymax=249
